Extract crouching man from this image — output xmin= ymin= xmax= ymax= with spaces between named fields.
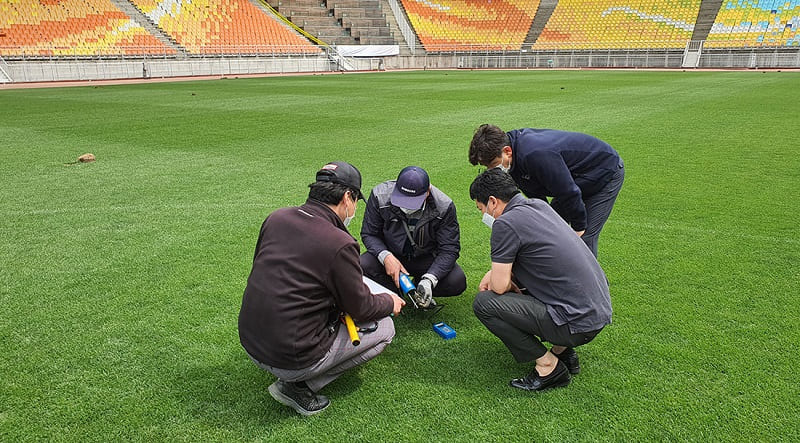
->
xmin=469 ymin=169 xmax=612 ymax=392
xmin=360 ymin=166 xmax=467 ymax=309
xmin=238 ymin=162 xmax=405 ymax=416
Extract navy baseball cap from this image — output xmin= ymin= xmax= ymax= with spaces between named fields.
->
xmin=391 ymin=166 xmax=430 ymax=210
xmin=315 ymin=161 xmax=364 ymax=200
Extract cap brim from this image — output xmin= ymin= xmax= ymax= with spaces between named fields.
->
xmin=390 ymin=189 xmax=427 ymax=210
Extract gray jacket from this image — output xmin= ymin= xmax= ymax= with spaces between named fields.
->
xmin=361 ymin=181 xmax=461 ymax=281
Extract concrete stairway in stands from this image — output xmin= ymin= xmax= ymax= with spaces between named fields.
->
xmin=268 ymin=0 xmax=356 ymax=45
xmin=111 ymin=0 xmax=186 ymax=55
xmin=691 ymin=0 xmax=724 ymax=41
xmin=268 ymin=0 xmax=398 ymax=46
xmin=524 ymin=0 xmax=557 ymax=49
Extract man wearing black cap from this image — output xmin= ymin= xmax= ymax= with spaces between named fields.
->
xmin=239 ymin=162 xmax=405 ymax=416
xmin=360 ymin=166 xmax=466 ymax=308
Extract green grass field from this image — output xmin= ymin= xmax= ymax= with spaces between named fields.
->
xmin=1 ymin=70 xmax=799 ymax=441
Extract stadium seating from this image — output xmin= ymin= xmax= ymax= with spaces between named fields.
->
xmin=0 ymin=0 xmax=175 ymax=57
xmin=400 ymin=0 xmax=540 ymax=51
xmin=129 ymin=0 xmax=321 ymax=54
xmin=533 ymin=0 xmax=702 ymax=50
xmin=705 ymin=0 xmax=800 ymax=48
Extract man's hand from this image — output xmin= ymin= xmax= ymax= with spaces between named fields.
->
xmin=383 ymin=253 xmax=408 ymax=287
xmin=479 ymin=270 xmax=492 ymax=291
xmin=388 ymin=292 xmax=406 ymax=316
xmin=575 ymin=230 xmax=585 ymax=237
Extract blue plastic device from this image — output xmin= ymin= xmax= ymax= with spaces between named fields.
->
xmin=433 ymin=322 xmax=456 ymax=340
xmin=398 ymin=273 xmax=416 ymax=297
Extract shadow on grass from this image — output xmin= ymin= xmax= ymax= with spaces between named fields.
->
xmin=167 ymin=303 xmax=565 ymax=432
xmin=169 ymin=347 xmax=375 ymax=429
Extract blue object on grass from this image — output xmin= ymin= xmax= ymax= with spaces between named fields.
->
xmin=433 ymin=322 xmax=456 ymax=340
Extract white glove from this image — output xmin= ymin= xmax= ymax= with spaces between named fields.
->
xmin=416 ymin=278 xmax=434 ymax=308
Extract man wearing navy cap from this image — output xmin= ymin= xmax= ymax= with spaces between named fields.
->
xmin=239 ymin=161 xmax=405 ymax=416
xmin=360 ymin=166 xmax=466 ymax=308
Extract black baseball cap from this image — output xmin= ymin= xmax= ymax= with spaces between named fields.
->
xmin=315 ymin=161 xmax=364 ymax=200
xmin=390 ymin=166 xmax=430 ymax=210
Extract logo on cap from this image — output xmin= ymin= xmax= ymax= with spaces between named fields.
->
xmin=390 ymin=166 xmax=430 ymax=210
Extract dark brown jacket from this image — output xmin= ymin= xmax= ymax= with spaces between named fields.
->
xmin=238 ymin=199 xmax=394 ymax=370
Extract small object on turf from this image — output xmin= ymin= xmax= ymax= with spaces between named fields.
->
xmin=78 ymin=153 xmax=96 ymax=163
xmin=433 ymin=322 xmax=456 ymax=340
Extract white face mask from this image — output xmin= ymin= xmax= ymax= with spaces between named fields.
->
xmin=481 ymin=211 xmax=495 ymax=228
xmin=343 ymin=195 xmax=356 ymax=227
xmin=481 ymin=199 xmax=496 ymax=228
xmin=494 ymin=156 xmax=510 ymax=173
xmin=399 ymin=201 xmax=425 ymax=216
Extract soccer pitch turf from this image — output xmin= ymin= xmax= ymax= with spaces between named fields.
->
xmin=1 ymin=70 xmax=798 ymax=441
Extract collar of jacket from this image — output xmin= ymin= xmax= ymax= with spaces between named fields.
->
xmin=374 ymin=181 xmax=451 ymax=221
xmin=501 ymin=193 xmax=528 ymax=216
xmin=303 ymin=198 xmax=349 ymax=232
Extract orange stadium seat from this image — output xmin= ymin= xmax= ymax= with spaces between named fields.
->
xmin=127 ymin=0 xmax=321 ymax=55
xmin=401 ymin=0 xmax=540 ymax=52
xmin=0 ymin=0 xmax=176 ymax=57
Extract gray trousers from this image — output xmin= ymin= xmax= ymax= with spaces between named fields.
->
xmin=473 ymin=291 xmax=601 ymax=363
xmin=581 ymin=161 xmax=625 ymax=257
xmin=248 ymin=316 xmax=395 ymax=393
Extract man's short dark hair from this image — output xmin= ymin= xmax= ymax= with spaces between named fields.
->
xmin=469 ymin=124 xmax=510 ymax=166
xmin=469 ymin=169 xmax=520 ymax=205
xmin=308 ymin=181 xmax=356 ymax=205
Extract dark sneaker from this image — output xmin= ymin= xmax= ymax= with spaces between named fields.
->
xmin=509 ymin=360 xmax=571 ymax=392
xmin=268 ymin=380 xmax=330 ymax=416
xmin=555 ymin=347 xmax=580 ymax=375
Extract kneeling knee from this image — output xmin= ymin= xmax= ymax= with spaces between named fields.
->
xmin=472 ymin=290 xmax=495 ymax=317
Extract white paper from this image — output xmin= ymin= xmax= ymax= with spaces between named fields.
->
xmin=362 ymin=276 xmax=395 ymax=295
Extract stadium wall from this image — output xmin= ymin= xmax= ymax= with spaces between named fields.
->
xmin=3 ymin=48 xmax=799 ymax=83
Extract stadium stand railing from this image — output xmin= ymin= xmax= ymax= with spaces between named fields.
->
xmin=386 ymin=0 xmax=417 ymax=52
xmin=0 ymin=53 xmax=11 ymax=81
xmin=705 ymin=0 xmax=800 ymax=48
xmin=0 ymin=0 xmax=177 ymax=57
xmin=2 ymin=0 xmax=800 ymax=80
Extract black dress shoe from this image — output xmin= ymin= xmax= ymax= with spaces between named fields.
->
xmin=509 ymin=360 xmax=571 ymax=391
xmin=555 ymin=347 xmax=580 ymax=374
xmin=268 ymin=380 xmax=330 ymax=416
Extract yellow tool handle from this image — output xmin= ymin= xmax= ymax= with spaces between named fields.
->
xmin=344 ymin=314 xmax=360 ymax=346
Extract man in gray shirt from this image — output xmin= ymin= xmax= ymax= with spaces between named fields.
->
xmin=469 ymin=169 xmax=612 ymax=391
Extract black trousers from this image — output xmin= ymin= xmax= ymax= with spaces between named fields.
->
xmin=360 ymin=252 xmax=467 ymax=297
xmin=581 ymin=161 xmax=625 ymax=257
xmin=473 ymin=291 xmax=602 ymax=362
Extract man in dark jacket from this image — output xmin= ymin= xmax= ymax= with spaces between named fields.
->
xmin=360 ymin=166 xmax=466 ymax=309
xmin=239 ymin=161 xmax=405 ymax=417
xmin=469 ymin=124 xmax=624 ymax=257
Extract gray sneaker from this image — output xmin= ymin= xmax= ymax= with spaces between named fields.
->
xmin=268 ymin=380 xmax=330 ymax=416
